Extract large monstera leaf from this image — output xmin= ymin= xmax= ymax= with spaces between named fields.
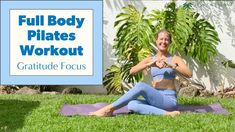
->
xmin=104 ymin=63 xmax=143 ymax=94
xmin=187 ymin=15 xmax=220 ymax=63
xmin=148 ymin=2 xmax=219 ymax=63
xmin=113 ymin=5 xmax=153 ymax=62
xmin=103 ymin=65 xmax=123 ymax=94
xmin=104 ymin=5 xmax=153 ymax=94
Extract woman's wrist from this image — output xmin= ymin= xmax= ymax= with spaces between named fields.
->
xmin=173 ymin=64 xmax=178 ymax=70
xmin=145 ymin=64 xmax=150 ymax=69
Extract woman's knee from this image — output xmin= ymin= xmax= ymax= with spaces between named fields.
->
xmin=127 ymin=100 xmax=139 ymax=111
xmin=134 ymin=82 xmax=149 ymax=92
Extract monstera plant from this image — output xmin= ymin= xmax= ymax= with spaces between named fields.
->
xmin=104 ymin=1 xmax=220 ymax=94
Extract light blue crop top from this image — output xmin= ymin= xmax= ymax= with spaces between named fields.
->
xmin=150 ymin=55 xmax=176 ymax=80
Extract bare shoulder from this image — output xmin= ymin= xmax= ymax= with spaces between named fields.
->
xmin=172 ymin=55 xmax=184 ymax=63
xmin=172 ymin=55 xmax=182 ymax=61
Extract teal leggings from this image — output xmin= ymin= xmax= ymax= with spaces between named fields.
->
xmin=112 ymin=82 xmax=177 ymax=115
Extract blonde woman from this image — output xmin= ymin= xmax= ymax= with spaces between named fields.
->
xmin=90 ymin=29 xmax=192 ymax=117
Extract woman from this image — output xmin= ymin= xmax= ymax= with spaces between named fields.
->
xmin=90 ymin=29 xmax=192 ymax=117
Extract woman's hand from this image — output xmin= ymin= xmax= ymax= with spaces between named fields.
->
xmin=146 ymin=58 xmax=158 ymax=68
xmin=155 ymin=58 xmax=168 ymax=69
xmin=162 ymin=60 xmax=178 ymax=69
xmin=163 ymin=56 xmax=193 ymax=78
xmin=145 ymin=58 xmax=168 ymax=69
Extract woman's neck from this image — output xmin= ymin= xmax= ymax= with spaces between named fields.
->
xmin=157 ymin=51 xmax=168 ymax=57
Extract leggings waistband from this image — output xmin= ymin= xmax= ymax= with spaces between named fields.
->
xmin=155 ymin=88 xmax=176 ymax=95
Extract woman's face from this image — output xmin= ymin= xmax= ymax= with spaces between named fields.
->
xmin=156 ymin=32 xmax=171 ymax=52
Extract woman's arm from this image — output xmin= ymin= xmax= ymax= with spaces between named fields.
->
xmin=172 ymin=56 xmax=193 ymax=78
xmin=130 ymin=57 xmax=155 ymax=75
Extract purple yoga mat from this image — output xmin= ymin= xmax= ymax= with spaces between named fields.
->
xmin=60 ymin=103 xmax=231 ymax=116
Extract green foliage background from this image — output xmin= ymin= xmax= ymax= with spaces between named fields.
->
xmin=104 ymin=1 xmax=220 ymax=94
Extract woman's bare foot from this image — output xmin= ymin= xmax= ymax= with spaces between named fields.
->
xmin=89 ymin=105 xmax=115 ymax=117
xmin=165 ymin=111 xmax=180 ymax=117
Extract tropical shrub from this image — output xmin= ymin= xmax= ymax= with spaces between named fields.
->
xmin=104 ymin=1 xmax=220 ymax=94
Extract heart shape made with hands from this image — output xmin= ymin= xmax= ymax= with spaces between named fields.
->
xmin=155 ymin=58 xmax=174 ymax=69
xmin=146 ymin=57 xmax=175 ymax=69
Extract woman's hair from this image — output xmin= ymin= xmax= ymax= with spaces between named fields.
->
xmin=155 ymin=29 xmax=172 ymax=42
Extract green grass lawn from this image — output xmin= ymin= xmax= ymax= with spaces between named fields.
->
xmin=0 ymin=94 xmax=234 ymax=132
